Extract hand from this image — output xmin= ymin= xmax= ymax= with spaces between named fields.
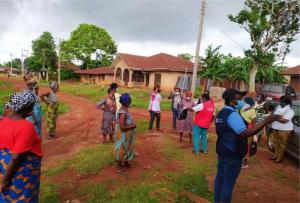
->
xmin=131 ymin=124 xmax=137 ymax=129
xmin=265 ymin=114 xmax=282 ymax=124
xmin=0 ymin=181 xmax=10 ymax=192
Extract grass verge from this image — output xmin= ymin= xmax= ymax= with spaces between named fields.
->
xmin=39 ymin=181 xmax=60 ymax=203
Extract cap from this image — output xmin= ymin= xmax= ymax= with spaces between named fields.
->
xmin=222 ymin=88 xmax=247 ymax=100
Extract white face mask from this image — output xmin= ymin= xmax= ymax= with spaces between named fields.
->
xmin=186 ymin=97 xmax=191 ymax=100
xmin=175 ymin=91 xmax=180 ymax=95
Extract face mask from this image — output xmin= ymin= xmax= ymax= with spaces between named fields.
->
xmin=242 ymin=103 xmax=250 ymax=111
xmin=234 ymin=100 xmax=244 ymax=110
xmin=256 ymin=97 xmax=261 ymax=102
xmin=175 ymin=91 xmax=180 ymax=95
xmin=186 ymin=97 xmax=191 ymax=101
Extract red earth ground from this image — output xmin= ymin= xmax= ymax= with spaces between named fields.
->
xmin=1 ymin=76 xmax=299 ymax=203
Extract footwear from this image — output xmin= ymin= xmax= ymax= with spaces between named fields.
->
xmin=274 ymin=159 xmax=283 ymax=163
xmin=124 ymin=161 xmax=131 ymax=168
xmin=269 ymin=156 xmax=277 ymax=160
xmin=201 ymin=150 xmax=208 ymax=154
xmin=192 ymin=150 xmax=199 ymax=155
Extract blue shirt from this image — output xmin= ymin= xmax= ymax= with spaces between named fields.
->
xmin=224 ymin=106 xmax=247 ymax=135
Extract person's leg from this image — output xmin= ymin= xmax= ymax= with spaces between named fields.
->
xmin=214 ymin=157 xmax=225 ymax=203
xmin=102 ymin=134 xmax=107 ymax=144
xmin=276 ymin=130 xmax=291 ymax=162
xmin=172 ymin=108 xmax=177 ymax=129
xmin=189 ymin=132 xmax=192 ymax=143
xmin=156 ymin=112 xmax=161 ymax=130
xmin=149 ymin=111 xmax=155 ymax=130
xmin=219 ymin=158 xmax=243 ymax=203
xmin=179 ymin=132 xmax=183 ymax=142
xmin=192 ymin=125 xmax=200 ymax=154
xmin=200 ymin=128 xmax=208 ymax=153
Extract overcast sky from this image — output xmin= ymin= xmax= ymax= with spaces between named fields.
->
xmin=0 ymin=0 xmax=299 ymax=67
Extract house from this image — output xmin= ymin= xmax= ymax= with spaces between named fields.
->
xmin=75 ymin=66 xmax=114 ymax=85
xmin=112 ymin=53 xmax=194 ymax=91
xmin=282 ymin=65 xmax=300 ymax=99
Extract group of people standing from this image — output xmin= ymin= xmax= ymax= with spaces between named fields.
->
xmin=0 ymin=75 xmax=60 ymax=202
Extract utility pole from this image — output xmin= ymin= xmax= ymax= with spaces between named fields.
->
xmin=21 ymin=49 xmax=28 ymax=75
xmin=191 ymin=0 xmax=206 ymax=94
xmin=9 ymin=53 xmax=13 ymax=74
xmin=57 ymin=38 xmax=62 ymax=84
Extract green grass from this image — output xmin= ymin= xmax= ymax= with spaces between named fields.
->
xmin=0 ymin=81 xmax=14 ymax=114
xmin=135 ymin=119 xmax=149 ymax=134
xmin=39 ymin=181 xmax=60 ymax=203
xmin=44 ymin=144 xmax=114 ymax=176
xmin=59 ymin=83 xmax=171 ymax=111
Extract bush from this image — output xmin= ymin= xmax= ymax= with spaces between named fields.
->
xmin=60 ymin=69 xmax=78 ymax=80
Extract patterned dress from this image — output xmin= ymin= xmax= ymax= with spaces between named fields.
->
xmin=176 ymin=100 xmax=195 ymax=133
xmin=46 ymin=91 xmax=59 ymax=136
xmin=0 ymin=149 xmax=41 ymax=202
xmin=97 ymin=97 xmax=116 ymax=135
xmin=114 ymin=107 xmax=135 ymax=161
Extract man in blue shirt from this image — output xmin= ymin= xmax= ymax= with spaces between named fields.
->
xmin=214 ymin=88 xmax=281 ymax=203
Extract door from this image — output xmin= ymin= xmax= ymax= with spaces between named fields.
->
xmin=154 ymin=74 xmax=161 ymax=86
xmin=146 ymin=74 xmax=150 ymax=87
xmin=123 ymin=69 xmax=129 ymax=86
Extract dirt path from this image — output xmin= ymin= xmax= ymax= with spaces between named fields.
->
xmin=2 ymin=76 xmax=299 ymax=203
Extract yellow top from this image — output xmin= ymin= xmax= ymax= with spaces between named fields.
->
xmin=241 ymin=108 xmax=256 ymax=124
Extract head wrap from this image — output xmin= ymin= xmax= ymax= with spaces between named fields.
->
xmin=6 ymin=90 xmax=36 ymax=112
xmin=186 ymin=91 xmax=192 ymax=97
xmin=23 ymin=74 xmax=38 ymax=85
xmin=119 ymin=93 xmax=131 ymax=106
xmin=49 ymin=81 xmax=58 ymax=89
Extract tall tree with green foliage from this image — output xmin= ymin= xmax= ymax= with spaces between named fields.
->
xmin=4 ymin=58 xmax=22 ymax=69
xmin=61 ymin=23 xmax=117 ymax=69
xmin=228 ymin=0 xmax=300 ymax=94
xmin=31 ymin=32 xmax=57 ymax=81
xmin=177 ymin=53 xmax=193 ymax=61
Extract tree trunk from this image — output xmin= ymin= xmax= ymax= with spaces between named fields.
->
xmin=46 ymin=66 xmax=49 ymax=82
xmin=249 ymin=65 xmax=258 ymax=94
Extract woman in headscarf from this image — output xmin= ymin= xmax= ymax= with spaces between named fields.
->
xmin=24 ymin=75 xmax=42 ymax=137
xmin=176 ymin=91 xmax=194 ymax=142
xmin=40 ymin=81 xmax=59 ymax=139
xmin=96 ymin=88 xmax=116 ymax=144
xmin=114 ymin=93 xmax=137 ymax=171
xmin=0 ymin=90 xmax=42 ymax=202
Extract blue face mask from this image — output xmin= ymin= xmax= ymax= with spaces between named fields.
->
xmin=235 ymin=100 xmax=244 ymax=110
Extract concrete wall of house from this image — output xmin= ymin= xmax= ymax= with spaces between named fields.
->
xmin=148 ymin=71 xmax=192 ymax=91
xmin=290 ymin=76 xmax=300 ymax=99
xmin=79 ymin=74 xmax=114 ymax=85
xmin=113 ymin=57 xmax=130 ymax=86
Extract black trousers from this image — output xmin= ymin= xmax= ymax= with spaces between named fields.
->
xmin=149 ymin=110 xmax=161 ymax=130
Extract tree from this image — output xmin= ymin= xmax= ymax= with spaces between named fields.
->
xmin=61 ymin=23 xmax=117 ymax=69
xmin=4 ymin=58 xmax=22 ymax=69
xmin=178 ymin=53 xmax=193 ymax=61
xmin=24 ymin=55 xmax=42 ymax=71
xmin=31 ymin=32 xmax=57 ymax=81
xmin=228 ymin=0 xmax=300 ymax=94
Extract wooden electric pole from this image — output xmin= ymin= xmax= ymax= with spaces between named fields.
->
xmin=191 ymin=0 xmax=206 ymax=94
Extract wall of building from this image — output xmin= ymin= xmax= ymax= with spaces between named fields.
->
xmin=148 ymin=71 xmax=192 ymax=91
xmin=290 ymin=76 xmax=300 ymax=99
xmin=79 ymin=74 xmax=114 ymax=85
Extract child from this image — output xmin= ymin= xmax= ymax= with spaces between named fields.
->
xmin=240 ymin=97 xmax=256 ymax=168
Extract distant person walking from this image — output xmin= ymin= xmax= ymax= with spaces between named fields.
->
xmin=214 ymin=88 xmax=281 ymax=203
xmin=270 ymin=96 xmax=294 ymax=163
xmin=148 ymin=85 xmax=162 ymax=131
xmin=96 ymin=88 xmax=117 ymax=144
xmin=176 ymin=91 xmax=194 ymax=142
xmin=114 ymin=93 xmax=137 ymax=171
xmin=190 ymin=93 xmax=215 ymax=154
xmin=168 ymin=87 xmax=182 ymax=129
xmin=41 ymin=81 xmax=59 ymax=139
xmin=0 ymin=90 xmax=42 ymax=202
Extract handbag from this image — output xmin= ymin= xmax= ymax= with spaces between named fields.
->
xmin=249 ymin=140 xmax=257 ymax=157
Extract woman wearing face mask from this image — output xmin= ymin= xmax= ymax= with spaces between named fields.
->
xmin=270 ymin=96 xmax=294 ymax=163
xmin=148 ymin=85 xmax=162 ymax=131
xmin=189 ymin=93 xmax=215 ymax=154
xmin=240 ymin=97 xmax=257 ymax=168
xmin=168 ymin=87 xmax=182 ymax=129
xmin=176 ymin=91 xmax=194 ymax=142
